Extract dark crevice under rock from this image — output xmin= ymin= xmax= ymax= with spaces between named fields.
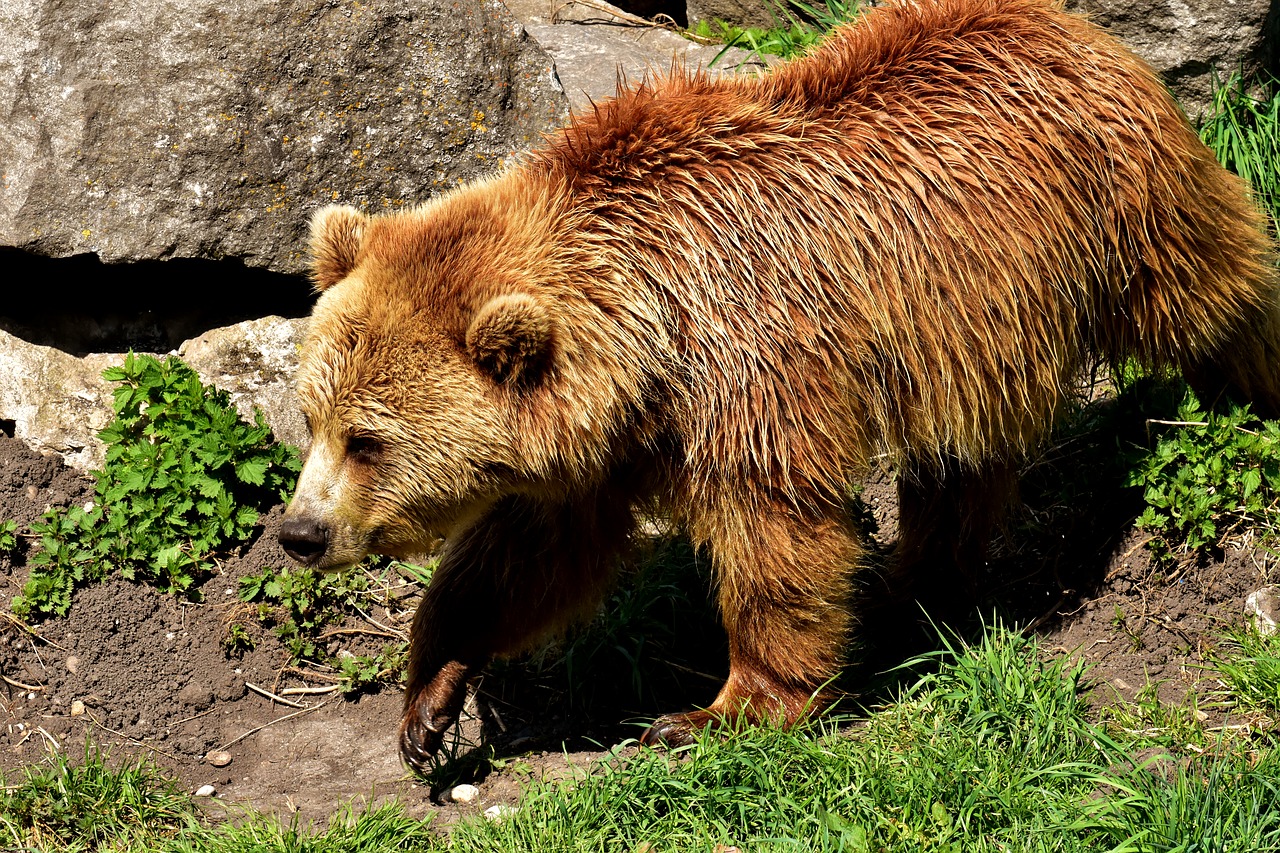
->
xmin=0 ymin=249 xmax=314 ymax=356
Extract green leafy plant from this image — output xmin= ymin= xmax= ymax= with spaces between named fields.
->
xmin=221 ymin=621 xmax=257 ymax=657
xmin=240 ymin=565 xmax=365 ymax=661
xmin=0 ymin=518 xmax=18 ymax=554
xmin=337 ymin=645 xmax=410 ymax=695
xmin=239 ymin=561 xmax=424 ymax=692
xmin=11 ymin=353 xmax=301 ymax=619
xmin=1125 ymin=389 xmax=1280 ymax=563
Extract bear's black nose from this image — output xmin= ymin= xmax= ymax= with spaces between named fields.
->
xmin=279 ymin=517 xmax=330 ymax=565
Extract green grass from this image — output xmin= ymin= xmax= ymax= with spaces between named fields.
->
xmin=689 ymin=0 xmax=863 ymax=62
xmin=162 ymin=803 xmax=437 ymax=853
xmin=1213 ymin=627 xmax=1280 ymax=716
xmin=8 ymin=624 xmax=1278 ymax=851
xmin=1200 ymin=75 xmax=1280 ymax=227
xmin=0 ymin=744 xmax=195 ymax=851
xmin=0 ymin=747 xmax=435 ymax=852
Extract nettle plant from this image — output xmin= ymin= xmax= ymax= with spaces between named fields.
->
xmin=236 ymin=559 xmax=432 ymax=694
xmin=12 ymin=354 xmax=300 ymax=619
xmin=0 ymin=519 xmax=18 ymax=554
xmin=1126 ymin=389 xmax=1280 ymax=563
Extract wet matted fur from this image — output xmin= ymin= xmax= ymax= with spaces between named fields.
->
xmin=281 ymin=0 xmax=1280 ymax=773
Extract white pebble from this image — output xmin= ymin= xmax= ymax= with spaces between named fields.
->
xmin=1246 ymin=586 xmax=1280 ymax=636
xmin=65 ymin=655 xmax=80 ymax=674
xmin=450 ymin=783 xmax=480 ymax=804
xmin=194 ymin=785 xmax=216 ymax=798
xmin=484 ymin=804 xmax=516 ymax=822
xmin=70 ymin=700 xmax=86 ymax=717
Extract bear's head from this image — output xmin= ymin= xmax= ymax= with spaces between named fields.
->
xmin=279 ymin=194 xmax=566 ymax=568
xmin=279 ymin=184 xmax=667 ymax=570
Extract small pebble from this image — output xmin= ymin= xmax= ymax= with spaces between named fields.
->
xmin=483 ymin=804 xmax=517 ymax=822
xmin=194 ymin=785 xmax=216 ymax=798
xmin=1245 ymin=586 xmax=1280 ymax=636
xmin=206 ymin=750 xmax=232 ymax=768
xmin=70 ymin=700 xmax=86 ymax=717
xmin=450 ymin=783 xmax=480 ymax=804
xmin=65 ymin=656 xmax=80 ymax=675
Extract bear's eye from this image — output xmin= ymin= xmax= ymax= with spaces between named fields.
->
xmin=346 ymin=433 xmax=385 ymax=466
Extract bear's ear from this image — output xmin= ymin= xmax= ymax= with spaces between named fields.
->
xmin=465 ymin=293 xmax=555 ymax=385
xmin=309 ymin=205 xmax=369 ymax=291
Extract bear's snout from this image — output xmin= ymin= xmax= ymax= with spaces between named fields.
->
xmin=278 ymin=517 xmax=331 ymax=566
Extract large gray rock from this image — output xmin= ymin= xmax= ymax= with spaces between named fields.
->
xmin=0 ymin=318 xmax=307 ymax=471
xmin=1066 ymin=0 xmax=1275 ymax=119
xmin=0 ymin=0 xmax=567 ymax=274
xmin=685 ymin=0 xmax=781 ymax=30
xmin=177 ymin=316 xmax=310 ymax=453
xmin=504 ymin=0 xmax=770 ymax=113
xmin=0 ymin=335 xmax=119 ymax=472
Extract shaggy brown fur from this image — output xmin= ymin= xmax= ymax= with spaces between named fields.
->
xmin=280 ymin=0 xmax=1280 ymax=774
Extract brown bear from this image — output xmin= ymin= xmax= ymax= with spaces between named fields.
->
xmin=279 ymin=0 xmax=1280 ymax=774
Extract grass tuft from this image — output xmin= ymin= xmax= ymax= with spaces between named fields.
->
xmin=1213 ymin=627 xmax=1280 ymax=716
xmin=0 ymin=744 xmax=194 ymax=851
xmin=1199 ymin=74 xmax=1280 ymax=228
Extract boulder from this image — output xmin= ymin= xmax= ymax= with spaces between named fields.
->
xmin=504 ymin=0 xmax=770 ymax=113
xmin=0 ymin=317 xmax=307 ymax=471
xmin=177 ymin=316 xmax=310 ymax=453
xmin=685 ymin=0 xmax=782 ymax=30
xmin=1066 ymin=0 xmax=1276 ymax=120
xmin=0 ymin=0 xmax=568 ymax=275
xmin=0 ymin=333 xmax=119 ymax=471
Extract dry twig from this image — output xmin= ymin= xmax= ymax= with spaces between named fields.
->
xmin=215 ymin=701 xmax=330 ymax=752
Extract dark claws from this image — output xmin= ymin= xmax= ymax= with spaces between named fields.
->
xmin=399 ymin=705 xmax=453 ymax=776
xmin=640 ymin=710 xmax=715 ymax=748
xmin=398 ymin=660 xmax=473 ymax=776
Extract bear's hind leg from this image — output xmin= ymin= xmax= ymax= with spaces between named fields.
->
xmin=400 ymin=490 xmax=634 ymax=774
xmin=888 ymin=459 xmax=1016 ymax=624
xmin=642 ymin=498 xmax=861 ymax=746
xmin=1182 ymin=297 xmax=1280 ymax=419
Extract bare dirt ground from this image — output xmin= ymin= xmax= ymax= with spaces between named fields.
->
xmin=0 ymin=407 xmax=1273 ymax=829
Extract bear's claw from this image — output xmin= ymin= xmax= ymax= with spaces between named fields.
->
xmin=398 ymin=661 xmax=472 ymax=776
xmin=399 ymin=706 xmax=453 ymax=776
xmin=640 ymin=709 xmax=717 ymax=747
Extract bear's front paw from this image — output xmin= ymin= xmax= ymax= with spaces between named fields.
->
xmin=639 ymin=709 xmax=718 ymax=747
xmin=398 ymin=660 xmax=472 ymax=775
xmin=399 ymin=701 xmax=456 ymax=775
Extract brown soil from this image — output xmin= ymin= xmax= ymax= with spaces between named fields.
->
xmin=0 ymin=419 xmax=1273 ymax=828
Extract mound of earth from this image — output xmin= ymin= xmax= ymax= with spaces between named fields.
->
xmin=0 ymin=426 xmax=1272 ymax=826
